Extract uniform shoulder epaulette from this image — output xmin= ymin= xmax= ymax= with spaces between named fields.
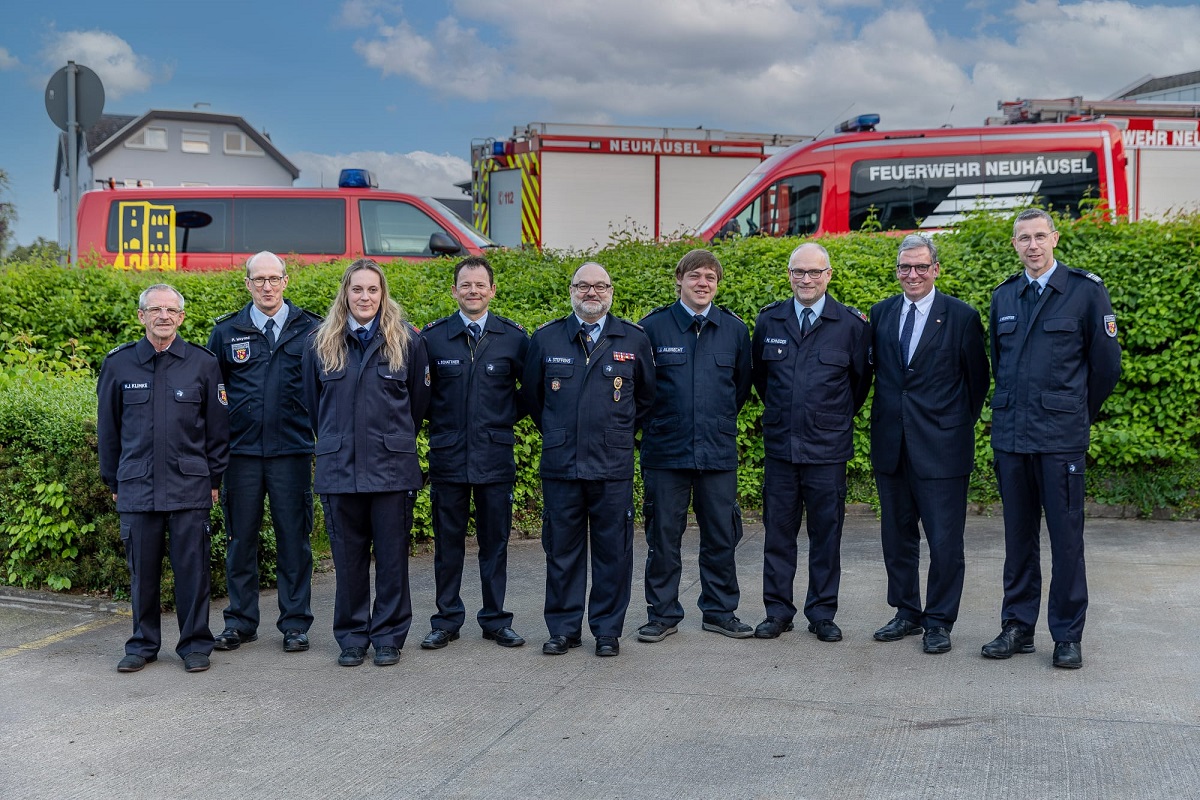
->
xmin=845 ymin=305 xmax=869 ymax=323
xmin=190 ymin=341 xmax=218 ymax=358
xmin=106 ymin=341 xmax=136 ymax=356
xmin=214 ymin=311 xmax=237 ymax=324
xmin=612 ymin=315 xmax=643 ymax=330
xmin=642 ymin=304 xmax=671 ymax=318
xmin=759 ymin=299 xmax=785 ymax=313
xmin=1070 ymin=267 xmax=1105 ymax=285
xmin=718 ymin=304 xmax=744 ymax=322
xmin=422 ymin=315 xmax=448 ymax=331
xmin=408 ymin=322 xmax=422 ymax=335
xmin=537 ymin=315 xmax=570 ymax=331
xmin=300 ymin=308 xmax=324 ymax=323
xmin=494 ymin=314 xmax=526 ymax=332
xmin=995 ymin=272 xmax=1023 ymax=291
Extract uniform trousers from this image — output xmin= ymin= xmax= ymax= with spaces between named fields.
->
xmin=541 ymin=478 xmax=634 ymax=639
xmin=221 ymin=454 xmax=314 ymax=636
xmin=429 ymin=481 xmax=515 ymax=633
xmin=642 ymin=468 xmax=743 ymax=626
xmin=875 ymin=440 xmax=969 ymax=629
xmin=120 ymin=509 xmax=214 ymax=658
xmin=994 ymin=451 xmax=1088 ymax=642
xmin=322 ymin=491 xmax=414 ymax=650
xmin=762 ymin=457 xmax=847 ymax=624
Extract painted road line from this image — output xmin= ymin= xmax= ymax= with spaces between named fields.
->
xmin=0 ymin=616 xmax=126 ymax=662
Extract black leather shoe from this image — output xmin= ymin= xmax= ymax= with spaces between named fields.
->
xmin=213 ymin=628 xmax=257 ymax=651
xmin=981 ymin=623 xmax=1035 ymax=659
xmin=117 ymin=653 xmax=155 ymax=673
xmin=873 ymin=617 xmax=923 ymax=642
xmin=703 ymin=616 xmax=754 ymax=638
xmin=808 ymin=619 xmax=843 ymax=642
xmin=637 ymin=621 xmax=678 ymax=642
xmin=923 ymin=627 xmax=952 ymax=654
xmin=595 ymin=636 xmax=620 ymax=657
xmin=338 ymin=646 xmax=367 ymax=667
xmin=542 ymin=635 xmax=583 ymax=655
xmin=283 ymin=630 xmax=310 ymax=652
xmin=373 ymin=645 xmax=401 ymax=666
xmin=420 ymin=629 xmax=460 ymax=650
xmin=482 ymin=626 xmax=526 ymax=647
xmin=1053 ymin=641 xmax=1083 ymax=669
xmin=182 ymin=652 xmax=210 ymax=673
xmin=754 ymin=617 xmax=795 ymax=639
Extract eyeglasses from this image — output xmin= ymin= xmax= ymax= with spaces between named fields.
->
xmin=248 ymin=275 xmax=286 ymax=287
xmin=788 ymin=267 xmax=830 ymax=280
xmin=571 ymin=282 xmax=612 ymax=294
xmin=896 ymin=264 xmax=934 ymax=276
xmin=1014 ymin=232 xmax=1055 ymax=247
xmin=141 ymin=306 xmax=183 ymax=316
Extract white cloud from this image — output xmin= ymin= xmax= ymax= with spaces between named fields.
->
xmin=0 ymin=47 xmax=19 ymax=70
xmin=40 ymin=30 xmax=162 ymax=99
xmin=290 ymin=150 xmax=471 ymax=198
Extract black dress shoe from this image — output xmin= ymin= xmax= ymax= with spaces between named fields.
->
xmin=213 ymin=628 xmax=257 ymax=651
xmin=981 ymin=623 xmax=1035 ymax=659
xmin=702 ymin=616 xmax=754 ymax=638
xmin=1053 ymin=641 xmax=1083 ymax=669
xmin=283 ymin=630 xmax=310 ymax=652
xmin=808 ymin=619 xmax=843 ymax=642
xmin=873 ymin=617 xmax=923 ymax=642
xmin=754 ymin=616 xmax=795 ymax=639
xmin=595 ymin=636 xmax=620 ymax=657
xmin=338 ymin=646 xmax=367 ymax=667
xmin=373 ymin=645 xmax=401 ymax=666
xmin=637 ymin=620 xmax=679 ymax=642
xmin=117 ymin=653 xmax=155 ymax=673
xmin=420 ymin=629 xmax=460 ymax=650
xmin=923 ymin=627 xmax=952 ymax=654
xmin=542 ymin=635 xmax=583 ymax=655
xmin=482 ymin=626 xmax=526 ymax=647
xmin=182 ymin=652 xmax=210 ymax=673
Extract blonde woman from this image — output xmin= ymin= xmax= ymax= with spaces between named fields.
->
xmin=303 ymin=259 xmax=430 ymax=667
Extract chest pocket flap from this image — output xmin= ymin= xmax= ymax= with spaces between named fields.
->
xmin=818 ymin=349 xmax=849 ymax=368
xmin=484 ymin=361 xmax=510 ymax=376
xmin=546 ymin=363 xmax=574 ymax=378
xmin=655 ymin=351 xmax=687 ymax=366
xmin=377 ymin=365 xmax=408 ymax=381
xmin=1043 ymin=318 xmax=1078 ymax=333
xmin=123 ymin=388 xmax=150 ymax=405
xmin=172 ymin=387 xmax=201 ymax=403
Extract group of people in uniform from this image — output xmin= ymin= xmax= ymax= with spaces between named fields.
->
xmin=96 ymin=207 xmax=1121 ymax=673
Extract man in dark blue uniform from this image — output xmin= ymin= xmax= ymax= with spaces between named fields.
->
xmin=636 ymin=249 xmax=753 ymax=643
xmin=97 ymin=284 xmax=230 ymax=673
xmin=419 ymin=255 xmax=529 ymax=651
xmin=751 ymin=243 xmax=872 ymax=643
xmin=208 ymin=252 xmax=321 ymax=655
xmin=869 ymin=235 xmax=990 ymax=655
xmin=983 ymin=208 xmax=1121 ymax=669
xmin=522 ymin=262 xmax=655 ymax=657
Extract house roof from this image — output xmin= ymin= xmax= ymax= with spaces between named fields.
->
xmin=1114 ymin=69 xmax=1200 ymax=99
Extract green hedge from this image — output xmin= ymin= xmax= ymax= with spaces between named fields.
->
xmin=2 ymin=209 xmax=1198 ymax=593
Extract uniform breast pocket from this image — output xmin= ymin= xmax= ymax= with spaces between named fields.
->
xmin=655 ymin=351 xmax=687 ymax=367
xmin=172 ymin=387 xmax=202 ymax=403
xmin=760 ymin=344 xmax=788 ymax=361
xmin=377 ymin=364 xmax=409 ymax=394
xmin=711 ymin=352 xmax=735 ymax=370
xmin=817 ymin=349 xmax=850 ymax=371
xmin=436 ymin=362 xmax=464 ymax=378
xmin=545 ymin=363 xmax=574 ymax=385
xmin=283 ymin=339 xmax=307 ymax=357
xmin=122 ymin=388 xmax=150 ymax=406
xmin=995 ymin=320 xmax=1018 ymax=337
xmin=601 ymin=362 xmax=634 ymax=391
xmin=484 ymin=360 xmax=511 ymax=378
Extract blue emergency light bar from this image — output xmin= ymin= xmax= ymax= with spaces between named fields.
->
xmin=338 ymin=169 xmax=378 ymax=188
xmin=837 ymin=114 xmax=881 ymax=133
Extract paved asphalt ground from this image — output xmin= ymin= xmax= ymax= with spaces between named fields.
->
xmin=2 ymin=511 xmax=1198 ymax=799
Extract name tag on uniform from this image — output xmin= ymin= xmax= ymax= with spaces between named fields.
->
xmin=122 ymin=382 xmax=150 ymax=390
xmin=656 ymin=346 xmax=685 ymax=354
xmin=998 ymin=315 xmax=1017 ymax=324
xmin=546 ymin=356 xmax=574 ymax=364
xmin=436 ymin=358 xmax=461 ymax=366
xmin=765 ymin=337 xmax=788 ymax=345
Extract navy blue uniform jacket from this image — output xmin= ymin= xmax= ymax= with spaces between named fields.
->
xmin=302 ymin=327 xmax=431 ymax=494
xmin=207 ymin=299 xmax=321 ymax=457
xmin=522 ymin=314 xmax=656 ymax=481
xmin=989 ymin=262 xmax=1121 ymax=454
xmin=869 ymin=290 xmax=990 ymax=479
xmin=97 ymin=336 xmax=230 ymax=513
xmin=752 ymin=295 xmax=872 ymax=465
xmin=421 ymin=312 xmax=529 ymax=485
xmin=638 ymin=302 xmax=752 ymax=471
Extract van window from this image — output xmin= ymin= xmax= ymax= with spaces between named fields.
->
xmin=233 ymin=198 xmax=346 ymax=254
xmin=722 ymin=174 xmax=822 ymax=238
xmin=359 ymin=199 xmax=454 ymax=257
xmin=106 ymin=198 xmax=231 ymax=254
xmin=849 ymin=152 xmax=1100 ymax=231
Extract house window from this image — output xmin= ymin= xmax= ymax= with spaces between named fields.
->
xmin=224 ymin=131 xmax=264 ymax=156
xmin=181 ymin=130 xmax=210 ymax=154
xmin=125 ymin=127 xmax=167 ymax=151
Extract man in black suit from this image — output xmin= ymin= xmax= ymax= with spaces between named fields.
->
xmin=869 ymin=234 xmax=990 ymax=654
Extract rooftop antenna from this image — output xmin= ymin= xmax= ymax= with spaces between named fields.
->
xmin=814 ymin=102 xmax=855 ymax=139
xmin=193 ymin=102 xmax=210 ymax=110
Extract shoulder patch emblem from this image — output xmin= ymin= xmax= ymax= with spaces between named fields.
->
xmin=1104 ymin=314 xmax=1117 ymax=337
xmin=217 ymin=384 xmax=228 ymax=406
xmin=424 ymin=365 xmax=431 ymax=387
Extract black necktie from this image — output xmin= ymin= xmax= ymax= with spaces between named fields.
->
xmin=467 ymin=321 xmax=481 ymax=354
xmin=899 ymin=302 xmax=916 ymax=367
xmin=356 ymin=326 xmax=371 ymax=348
xmin=1024 ymin=281 xmax=1041 ymax=321
xmin=800 ymin=308 xmax=813 ymax=338
xmin=582 ymin=322 xmax=598 ymax=354
xmin=693 ymin=314 xmax=706 ymax=337
xmin=264 ymin=318 xmax=276 ymax=349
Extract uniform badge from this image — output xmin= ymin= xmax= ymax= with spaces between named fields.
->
xmin=217 ymin=384 xmax=228 ymax=406
xmin=1104 ymin=314 xmax=1118 ymax=338
xmin=486 ymin=363 xmax=495 ymax=373
xmin=424 ymin=365 xmax=431 ymax=386
xmin=613 ymin=389 xmax=621 ymax=402
xmin=551 ymin=379 xmax=561 ymax=392
xmin=231 ymin=342 xmax=251 ymax=363
xmin=613 ymin=377 xmax=623 ymax=390
xmin=612 ymin=351 xmax=636 ymax=362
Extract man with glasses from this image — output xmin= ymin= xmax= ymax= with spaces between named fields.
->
xmin=751 ymin=243 xmax=871 ymax=643
xmin=98 ymin=284 xmax=229 ymax=673
xmin=207 ymin=251 xmax=323 ymax=655
xmin=522 ymin=262 xmax=655 ymax=657
xmin=983 ymin=209 xmax=1121 ymax=669
xmin=419 ymin=255 xmax=529 ymax=652
xmin=869 ymin=235 xmax=989 ymax=655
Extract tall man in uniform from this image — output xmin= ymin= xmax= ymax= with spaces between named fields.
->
xmin=636 ymin=249 xmax=754 ymax=643
xmin=419 ymin=255 xmax=529 ymax=651
xmin=522 ymin=262 xmax=655 ymax=657
xmin=751 ymin=242 xmax=872 ymax=643
xmin=98 ymin=284 xmax=230 ymax=673
xmin=869 ymin=234 xmax=990 ymax=654
xmin=983 ymin=208 xmax=1121 ymax=669
xmin=208 ymin=251 xmax=322 ymax=654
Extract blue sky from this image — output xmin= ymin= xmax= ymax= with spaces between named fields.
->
xmin=2 ymin=0 xmax=1198 ymax=249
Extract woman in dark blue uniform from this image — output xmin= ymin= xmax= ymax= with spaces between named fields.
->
xmin=302 ymin=259 xmax=430 ymax=667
